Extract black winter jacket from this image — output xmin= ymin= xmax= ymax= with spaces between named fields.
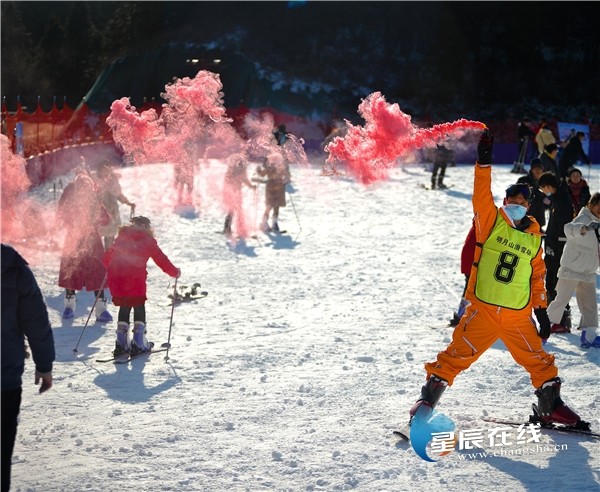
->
xmin=545 ymin=181 xmax=576 ymax=243
xmin=1 ymin=244 xmax=55 ymax=391
xmin=559 ymin=138 xmax=591 ymax=178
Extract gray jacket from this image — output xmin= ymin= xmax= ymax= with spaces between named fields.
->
xmin=558 ymin=208 xmax=600 ymax=283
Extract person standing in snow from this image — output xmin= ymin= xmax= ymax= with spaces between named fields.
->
xmin=546 ymin=193 xmax=600 ymax=348
xmin=273 ymin=124 xmax=288 ymax=146
xmin=222 ymin=153 xmax=256 ymax=237
xmin=2 ymin=244 xmax=55 ymax=492
xmin=102 ymin=216 xmax=180 ymax=357
xmin=534 ymin=119 xmax=556 ymax=157
xmin=57 ymin=171 xmax=112 ymax=323
xmin=405 ymin=130 xmax=590 ymax=432
xmin=518 ymin=169 xmax=557 ymax=233
xmin=94 ymin=162 xmax=135 ymax=250
xmin=566 ymin=167 xmax=591 ymax=216
xmin=544 ymin=172 xmax=577 ymax=333
xmin=512 ymin=117 xmax=535 ymax=173
xmin=558 ymin=131 xmax=591 ymax=178
xmin=430 ymin=143 xmax=454 ymax=190
xmin=257 ymin=152 xmax=291 ymax=233
xmin=539 ymin=143 xmax=560 ymax=176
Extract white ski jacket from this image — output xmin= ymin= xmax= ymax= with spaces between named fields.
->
xmin=557 ymin=207 xmax=600 ymax=283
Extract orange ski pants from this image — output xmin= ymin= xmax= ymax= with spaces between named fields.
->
xmin=425 ymin=302 xmax=558 ymax=389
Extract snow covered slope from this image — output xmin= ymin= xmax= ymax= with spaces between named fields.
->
xmin=10 ymin=158 xmax=600 ymax=492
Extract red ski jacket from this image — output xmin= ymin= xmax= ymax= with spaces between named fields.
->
xmin=103 ymin=226 xmax=179 ymax=299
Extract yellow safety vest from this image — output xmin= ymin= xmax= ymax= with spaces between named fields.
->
xmin=475 ymin=214 xmax=542 ymax=310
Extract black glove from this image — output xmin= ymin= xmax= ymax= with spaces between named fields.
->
xmin=477 ymin=129 xmax=495 ymax=165
xmin=534 ymin=308 xmax=551 ymax=340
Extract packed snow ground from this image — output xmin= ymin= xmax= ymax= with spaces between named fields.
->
xmin=10 ymin=156 xmax=600 ymax=492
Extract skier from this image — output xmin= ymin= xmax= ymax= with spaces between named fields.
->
xmin=512 ymin=117 xmax=535 ymax=173
xmin=546 ymin=193 xmax=600 ymax=348
xmin=558 ymin=131 xmax=591 ymax=178
xmin=57 ymin=172 xmax=112 ymax=322
xmin=430 ymin=143 xmax=454 ymax=190
xmin=222 ymin=153 xmax=256 ymax=237
xmin=256 ymin=152 xmax=291 ymax=233
xmin=534 ymin=119 xmax=556 ymax=156
xmin=273 ymin=124 xmax=289 ymax=146
xmin=544 ymin=172 xmax=577 ymax=333
xmin=405 ymin=130 xmax=590 ymax=432
xmin=94 ymin=162 xmax=135 ymax=250
xmin=102 ymin=216 xmax=180 ymax=357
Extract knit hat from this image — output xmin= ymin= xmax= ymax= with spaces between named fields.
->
xmin=567 ymin=167 xmax=582 ymax=178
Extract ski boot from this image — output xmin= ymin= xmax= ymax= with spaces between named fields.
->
xmin=113 ymin=322 xmax=130 ymax=357
xmin=62 ymin=293 xmax=76 ymax=319
xmin=396 ymin=375 xmax=448 ymax=441
xmin=580 ymin=329 xmax=600 ymax=349
xmin=260 ymin=219 xmax=271 ymax=233
xmin=271 ymin=220 xmax=280 ymax=233
xmin=96 ymin=298 xmax=113 ymax=323
xmin=533 ymin=377 xmax=590 ymax=430
xmin=130 ymin=321 xmax=152 ymax=355
xmin=409 ymin=375 xmax=448 ymax=419
xmin=430 ymin=178 xmax=437 ymax=190
xmin=437 ymin=177 xmax=447 ymax=189
xmin=550 ymin=323 xmax=570 ymax=334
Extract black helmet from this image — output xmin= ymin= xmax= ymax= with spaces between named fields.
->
xmin=131 ymin=216 xmax=151 ymax=227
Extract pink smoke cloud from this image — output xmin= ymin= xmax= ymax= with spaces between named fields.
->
xmin=325 ymin=92 xmax=486 ymax=184
xmin=0 ymin=135 xmax=59 ymax=255
xmin=105 ymin=70 xmax=308 ymax=239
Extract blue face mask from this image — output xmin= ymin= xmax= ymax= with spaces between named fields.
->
xmin=504 ymin=204 xmax=527 ymax=222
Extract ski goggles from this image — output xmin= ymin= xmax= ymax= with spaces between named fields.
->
xmin=505 ymin=183 xmax=531 ymax=202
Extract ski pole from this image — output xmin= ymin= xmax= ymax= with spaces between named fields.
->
xmin=287 ymin=190 xmax=302 ymax=236
xmin=73 ymin=274 xmax=108 ymax=354
xmin=163 ymin=277 xmax=178 ymax=361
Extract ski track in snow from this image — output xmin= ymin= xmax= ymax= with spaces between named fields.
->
xmin=10 ymin=158 xmax=600 ymax=492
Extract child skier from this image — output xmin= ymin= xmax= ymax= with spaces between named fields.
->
xmin=57 ymin=171 xmax=112 ymax=322
xmin=102 ymin=216 xmax=180 ymax=357
xmin=222 ymin=153 xmax=256 ymax=237
xmin=256 ymin=152 xmax=291 ymax=233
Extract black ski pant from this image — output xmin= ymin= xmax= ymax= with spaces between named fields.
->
xmin=2 ymin=388 xmax=22 ymax=492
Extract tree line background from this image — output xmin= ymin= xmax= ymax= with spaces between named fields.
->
xmin=2 ymin=1 xmax=599 ymax=123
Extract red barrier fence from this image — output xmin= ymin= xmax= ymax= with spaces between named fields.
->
xmin=3 ymin=97 xmax=598 ymax=164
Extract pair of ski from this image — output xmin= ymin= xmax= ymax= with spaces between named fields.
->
xmin=96 ymin=343 xmax=170 ymax=364
xmin=393 ymin=404 xmax=599 ymax=442
xmin=419 ymin=183 xmax=454 ymax=191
